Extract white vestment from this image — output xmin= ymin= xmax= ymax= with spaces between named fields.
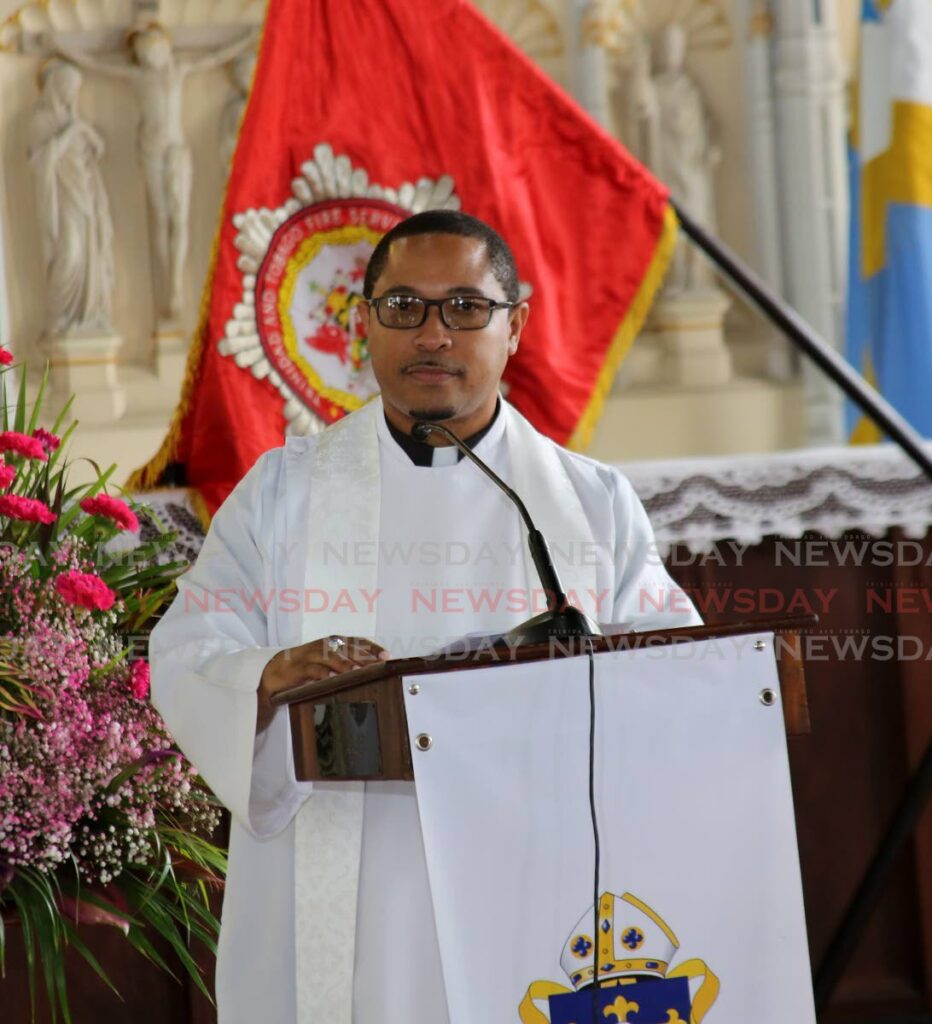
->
xmin=149 ymin=398 xmax=699 ymax=1023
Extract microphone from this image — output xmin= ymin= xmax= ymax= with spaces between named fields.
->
xmin=412 ymin=420 xmax=600 ymax=645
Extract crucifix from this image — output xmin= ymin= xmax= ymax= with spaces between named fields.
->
xmin=54 ymin=22 xmax=256 ymax=325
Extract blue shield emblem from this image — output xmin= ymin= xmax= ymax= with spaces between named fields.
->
xmin=549 ymin=976 xmax=691 ymax=1023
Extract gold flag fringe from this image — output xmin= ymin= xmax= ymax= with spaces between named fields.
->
xmin=188 ymin=487 xmax=213 ymax=533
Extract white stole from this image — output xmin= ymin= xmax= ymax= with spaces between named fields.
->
xmin=293 ymin=397 xmax=598 ymax=1021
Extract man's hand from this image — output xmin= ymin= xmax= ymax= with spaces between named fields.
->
xmin=257 ymin=636 xmax=390 ymax=733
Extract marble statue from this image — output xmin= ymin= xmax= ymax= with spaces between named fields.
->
xmin=628 ymin=22 xmax=721 ymax=293
xmin=621 ymin=31 xmax=658 ymax=168
xmin=56 ymin=24 xmax=256 ymax=323
xmin=28 ymin=59 xmax=115 ymax=336
xmin=220 ymin=51 xmax=256 ymax=170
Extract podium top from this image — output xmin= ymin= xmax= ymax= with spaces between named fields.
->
xmin=272 ymin=615 xmax=814 ymax=732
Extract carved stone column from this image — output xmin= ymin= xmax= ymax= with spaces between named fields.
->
xmin=567 ymin=0 xmax=612 ymax=127
xmin=773 ymin=0 xmax=848 ymax=443
xmin=743 ymin=1 xmax=792 ymax=380
xmin=650 ymin=290 xmax=733 ymax=387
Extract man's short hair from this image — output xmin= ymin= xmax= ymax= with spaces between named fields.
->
xmin=363 ymin=210 xmax=520 ymax=303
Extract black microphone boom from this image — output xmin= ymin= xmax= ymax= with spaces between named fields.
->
xmin=412 ymin=420 xmax=600 ymax=644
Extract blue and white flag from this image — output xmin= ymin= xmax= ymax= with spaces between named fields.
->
xmin=846 ymin=0 xmax=932 ymax=440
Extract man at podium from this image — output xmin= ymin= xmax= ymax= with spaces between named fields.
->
xmin=150 ymin=211 xmax=700 ymax=1023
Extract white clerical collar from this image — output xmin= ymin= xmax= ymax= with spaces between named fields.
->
xmin=377 ymin=397 xmax=507 ymax=468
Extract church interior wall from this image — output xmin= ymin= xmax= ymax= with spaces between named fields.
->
xmin=0 ymin=0 xmax=859 ymax=483
xmin=0 ymin=28 xmax=230 ymax=365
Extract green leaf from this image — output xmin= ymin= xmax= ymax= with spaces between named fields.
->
xmin=159 ymin=828 xmax=228 ymax=876
xmin=48 ymin=393 xmax=75 ymax=437
xmin=11 ymin=890 xmax=39 ymax=1022
xmin=1 ymin=367 xmax=9 ymax=431
xmin=10 ymin=868 xmax=70 ymax=1024
xmin=44 ymin=420 xmax=77 ymax=478
xmin=139 ymin=899 xmax=213 ymax=1002
xmin=125 ymin=924 xmax=177 ymax=979
xmin=13 ymin=362 xmax=27 ymax=434
xmin=61 ymin=919 xmax=122 ymax=1000
xmin=32 ymin=904 xmax=67 ymax=1024
xmin=26 ymin=365 xmax=50 ymax=434
xmin=104 ymin=750 xmax=181 ymax=795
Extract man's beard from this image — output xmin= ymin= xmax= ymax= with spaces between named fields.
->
xmin=407 ymin=407 xmax=457 ymax=423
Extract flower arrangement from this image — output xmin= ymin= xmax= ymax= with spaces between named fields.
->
xmin=0 ymin=352 xmax=226 ymax=1021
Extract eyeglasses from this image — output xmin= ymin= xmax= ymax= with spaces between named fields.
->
xmin=368 ymin=294 xmax=515 ymax=331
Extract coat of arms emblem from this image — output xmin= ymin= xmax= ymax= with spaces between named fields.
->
xmin=520 ymin=891 xmax=719 ymax=1023
xmin=219 ymin=143 xmax=461 ymax=434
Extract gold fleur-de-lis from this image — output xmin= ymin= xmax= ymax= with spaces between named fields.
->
xmin=603 ymin=995 xmax=640 ymax=1022
xmin=662 ymin=1011 xmax=686 ymax=1024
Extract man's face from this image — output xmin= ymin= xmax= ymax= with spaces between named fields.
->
xmin=361 ymin=232 xmax=529 ymax=440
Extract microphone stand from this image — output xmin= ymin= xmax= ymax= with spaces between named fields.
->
xmin=412 ymin=421 xmax=600 ymax=644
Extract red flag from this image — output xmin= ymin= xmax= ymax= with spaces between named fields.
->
xmin=130 ymin=0 xmax=675 ymax=516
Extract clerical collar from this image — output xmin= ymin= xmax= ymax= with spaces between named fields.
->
xmin=385 ymin=400 xmax=501 ymax=467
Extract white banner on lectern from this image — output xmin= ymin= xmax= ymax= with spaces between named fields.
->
xmin=403 ymin=632 xmax=815 ymax=1024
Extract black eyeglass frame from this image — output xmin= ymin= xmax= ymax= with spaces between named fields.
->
xmin=367 ymin=294 xmax=517 ymax=331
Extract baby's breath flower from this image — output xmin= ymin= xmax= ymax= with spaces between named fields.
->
xmin=0 ymin=538 xmax=219 ymax=882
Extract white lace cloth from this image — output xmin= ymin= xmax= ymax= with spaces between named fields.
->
xmin=131 ymin=490 xmax=209 ymax=563
xmin=133 ymin=442 xmax=932 ymax=558
xmin=619 ymin=441 xmax=932 ymax=553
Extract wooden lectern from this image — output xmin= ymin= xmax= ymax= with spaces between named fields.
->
xmin=272 ymin=616 xmax=812 ymax=782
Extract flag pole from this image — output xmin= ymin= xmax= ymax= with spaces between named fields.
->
xmin=671 ymin=200 xmax=932 ymax=483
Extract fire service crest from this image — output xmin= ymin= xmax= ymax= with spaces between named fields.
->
xmin=219 ymin=143 xmax=461 ymax=433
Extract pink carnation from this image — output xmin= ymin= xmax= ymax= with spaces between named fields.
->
xmin=31 ymin=428 xmax=61 ymax=454
xmin=79 ymin=494 xmax=139 ymax=532
xmin=0 ymin=458 xmax=14 ymax=490
xmin=0 ymin=347 xmax=12 ymax=366
xmin=0 ymin=431 xmax=47 ymax=461
xmin=130 ymin=661 xmax=151 ymax=701
xmin=0 ymin=494 xmax=56 ymax=524
xmin=54 ymin=570 xmax=116 ymax=611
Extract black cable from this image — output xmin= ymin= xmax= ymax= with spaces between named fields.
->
xmin=587 ymin=640 xmax=601 ymax=1023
